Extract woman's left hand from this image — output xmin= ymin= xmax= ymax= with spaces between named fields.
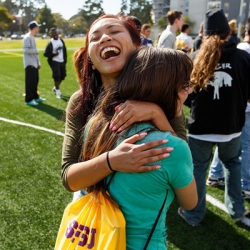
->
xmin=110 ymin=100 xmax=160 ymax=132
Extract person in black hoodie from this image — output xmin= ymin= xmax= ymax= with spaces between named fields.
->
xmin=178 ymin=9 xmax=250 ymax=226
xmin=44 ymin=28 xmax=67 ymax=98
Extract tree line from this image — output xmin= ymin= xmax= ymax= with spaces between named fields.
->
xmin=0 ymin=0 xmax=153 ymax=36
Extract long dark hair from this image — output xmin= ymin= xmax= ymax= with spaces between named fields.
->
xmin=73 ymin=14 xmax=141 ymax=126
xmin=84 ymin=46 xmax=193 ymax=204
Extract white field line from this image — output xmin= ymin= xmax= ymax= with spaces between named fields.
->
xmin=206 ymin=194 xmax=228 ymax=213
xmin=1 ymin=116 xmax=249 ymax=227
xmin=0 ymin=117 xmax=64 ymax=137
xmin=206 ymin=194 xmax=250 ymax=226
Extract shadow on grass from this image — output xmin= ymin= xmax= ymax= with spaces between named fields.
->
xmin=60 ymin=95 xmax=70 ymax=103
xmin=31 ymin=102 xmax=65 ymax=121
xmin=211 ymin=185 xmax=225 ymax=191
xmin=167 ymin=200 xmax=250 ymax=250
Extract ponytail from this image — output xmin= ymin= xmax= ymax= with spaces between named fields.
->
xmin=191 ymin=34 xmax=229 ymax=89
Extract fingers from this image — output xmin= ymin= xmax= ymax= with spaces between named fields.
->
xmin=114 ymin=103 xmax=123 ymax=111
xmin=110 ymin=104 xmax=130 ymax=129
xmin=136 ymin=165 xmax=162 ymax=172
xmin=123 ymin=133 xmax=148 ymax=144
xmin=111 ymin=110 xmax=132 ymax=131
xmin=123 ymin=135 xmax=171 ymax=151
xmin=116 ymin=115 xmax=137 ymax=132
xmin=131 ymin=149 xmax=173 ymax=173
xmin=138 ymin=151 xmax=171 ymax=166
xmin=136 ymin=139 xmax=170 ymax=151
xmin=111 ymin=103 xmax=126 ymax=123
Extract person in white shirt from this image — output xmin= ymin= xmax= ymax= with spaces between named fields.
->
xmin=158 ymin=10 xmax=183 ymax=49
xmin=44 ymin=28 xmax=67 ymax=98
xmin=176 ymin=23 xmax=193 ymax=53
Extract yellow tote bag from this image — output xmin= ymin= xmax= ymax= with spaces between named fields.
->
xmin=55 ymin=191 xmax=126 ymax=250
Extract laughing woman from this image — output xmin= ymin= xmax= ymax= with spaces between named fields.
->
xmin=62 ymin=14 xmax=187 ymax=195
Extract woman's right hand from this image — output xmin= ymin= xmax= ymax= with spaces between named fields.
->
xmin=108 ymin=132 xmax=173 ymax=172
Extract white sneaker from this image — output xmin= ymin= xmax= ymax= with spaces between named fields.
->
xmin=242 ymin=189 xmax=250 ymax=199
xmin=52 ymin=87 xmax=56 ymax=93
xmin=234 ymin=207 xmax=249 ymax=222
xmin=55 ymin=89 xmax=62 ymax=99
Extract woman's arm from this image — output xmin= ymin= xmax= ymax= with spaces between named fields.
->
xmin=174 ymin=178 xmax=197 ymax=210
xmin=66 ymin=134 xmax=172 ymax=191
xmin=164 ymin=138 xmax=198 ymax=210
xmin=110 ymin=100 xmax=187 ymax=141
xmin=110 ymin=101 xmax=173 ymax=132
xmin=62 ymin=93 xmax=174 ymax=192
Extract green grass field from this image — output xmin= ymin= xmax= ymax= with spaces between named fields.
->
xmin=0 ymin=37 xmax=85 ymax=50
xmin=0 ymin=39 xmax=249 ymax=250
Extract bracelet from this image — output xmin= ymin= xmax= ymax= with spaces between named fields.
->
xmin=106 ymin=151 xmax=114 ymax=172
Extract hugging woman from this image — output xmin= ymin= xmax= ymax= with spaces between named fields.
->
xmin=82 ymin=46 xmax=197 ymax=249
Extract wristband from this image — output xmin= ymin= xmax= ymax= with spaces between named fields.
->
xmin=106 ymin=151 xmax=114 ymax=172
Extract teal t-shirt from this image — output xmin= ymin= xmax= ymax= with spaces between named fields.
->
xmin=105 ymin=123 xmax=194 ymax=250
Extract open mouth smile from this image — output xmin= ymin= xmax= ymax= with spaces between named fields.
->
xmin=100 ymin=46 xmax=121 ymax=60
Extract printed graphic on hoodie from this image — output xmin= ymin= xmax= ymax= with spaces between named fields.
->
xmin=207 ymin=71 xmax=232 ymax=100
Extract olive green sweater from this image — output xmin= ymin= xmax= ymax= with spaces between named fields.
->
xmin=61 ymin=91 xmax=187 ymax=191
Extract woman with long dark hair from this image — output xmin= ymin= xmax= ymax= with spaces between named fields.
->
xmin=83 ymin=46 xmax=197 ymax=249
xmin=62 ymin=14 xmax=187 ymax=194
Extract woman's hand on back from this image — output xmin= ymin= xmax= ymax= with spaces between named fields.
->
xmin=108 ymin=132 xmax=173 ymax=172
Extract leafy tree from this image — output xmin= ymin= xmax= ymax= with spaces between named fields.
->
xmin=36 ymin=5 xmax=55 ymax=34
xmin=0 ymin=6 xmax=12 ymax=30
xmin=183 ymin=15 xmax=196 ymax=33
xmin=120 ymin=0 xmax=128 ymax=15
xmin=158 ymin=16 xmax=167 ymax=29
xmin=129 ymin=0 xmax=153 ymax=25
xmin=1 ymin=0 xmax=19 ymax=15
xmin=53 ymin=13 xmax=67 ymax=30
xmin=1 ymin=0 xmax=46 ymax=26
xmin=79 ymin=0 xmax=104 ymax=28
xmin=68 ymin=16 xmax=88 ymax=35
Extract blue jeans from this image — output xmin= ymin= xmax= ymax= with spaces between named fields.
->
xmin=184 ymin=136 xmax=245 ymax=225
xmin=209 ymin=112 xmax=250 ymax=190
xmin=208 ymin=146 xmax=224 ymax=179
xmin=241 ymin=112 xmax=250 ymax=190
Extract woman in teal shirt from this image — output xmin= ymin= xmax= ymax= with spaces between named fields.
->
xmin=83 ymin=46 xmax=197 ymax=249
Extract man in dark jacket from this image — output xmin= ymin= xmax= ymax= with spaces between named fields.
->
xmin=44 ymin=28 xmax=67 ymax=98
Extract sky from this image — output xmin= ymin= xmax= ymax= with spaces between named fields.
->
xmin=46 ymin=0 xmax=122 ymax=20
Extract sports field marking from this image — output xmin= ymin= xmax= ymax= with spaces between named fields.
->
xmin=1 ymin=51 xmax=23 ymax=57
xmin=0 ymin=116 xmax=249 ymax=227
xmin=207 ymin=194 xmax=250 ymax=226
xmin=206 ymin=194 xmax=228 ymax=213
xmin=0 ymin=117 xmax=64 ymax=137
xmin=0 ymin=56 xmax=22 ymax=58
